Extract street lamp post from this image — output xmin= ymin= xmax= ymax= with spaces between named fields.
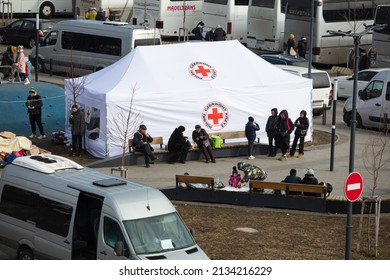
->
xmin=327 ymin=23 xmax=387 ymax=260
xmin=35 ymin=10 xmax=39 ymax=82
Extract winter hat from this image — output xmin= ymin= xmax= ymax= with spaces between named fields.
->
xmin=29 ymin=87 xmax=36 ymax=94
xmin=306 ymin=168 xmax=314 ymax=175
xmin=178 ymin=125 xmax=185 ymax=132
xmin=139 ymin=124 xmax=147 ymax=130
xmin=290 ymin=33 xmax=295 ymax=39
xmin=195 ymin=124 xmax=201 ymax=129
xmin=248 ymin=116 xmax=254 ymax=122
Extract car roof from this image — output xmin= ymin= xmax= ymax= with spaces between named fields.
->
xmin=276 ymin=64 xmax=328 ymax=74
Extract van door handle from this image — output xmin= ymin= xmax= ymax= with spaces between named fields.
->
xmin=64 ymin=240 xmax=70 ymax=244
xmin=375 ymin=103 xmax=381 ymax=106
xmin=100 ymin=251 xmax=107 ymax=255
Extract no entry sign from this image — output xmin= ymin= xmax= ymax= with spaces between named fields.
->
xmin=344 ymin=172 xmax=364 ymax=202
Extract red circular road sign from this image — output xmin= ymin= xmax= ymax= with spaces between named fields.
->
xmin=344 ymin=172 xmax=364 ymax=202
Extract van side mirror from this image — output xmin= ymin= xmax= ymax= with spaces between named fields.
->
xmin=359 ymin=90 xmax=366 ymax=100
xmin=114 ymin=241 xmax=125 ymax=256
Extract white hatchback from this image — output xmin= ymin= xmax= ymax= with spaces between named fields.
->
xmin=276 ymin=65 xmax=332 ymax=115
xmin=331 ymin=68 xmax=390 ymax=99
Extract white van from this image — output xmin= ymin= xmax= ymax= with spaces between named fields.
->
xmin=0 ymin=155 xmax=208 ymax=260
xmin=343 ymin=70 xmax=390 ymax=129
xmin=29 ymin=20 xmax=161 ymax=76
xmin=276 ymin=65 xmax=333 ymax=115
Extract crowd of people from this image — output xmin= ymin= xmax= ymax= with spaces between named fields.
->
xmin=0 ymin=45 xmax=32 ymax=85
xmin=192 ymin=21 xmax=227 ymax=41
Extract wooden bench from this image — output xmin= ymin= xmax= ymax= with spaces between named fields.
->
xmin=213 ymin=131 xmax=260 ymax=144
xmin=128 ymin=137 xmax=166 ymax=153
xmin=249 ymin=181 xmax=327 ymax=199
xmin=175 ymin=175 xmax=214 ymax=189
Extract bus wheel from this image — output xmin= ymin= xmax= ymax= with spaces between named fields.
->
xmin=40 ymin=2 xmax=55 ymax=18
xmin=19 ymin=248 xmax=34 ymax=260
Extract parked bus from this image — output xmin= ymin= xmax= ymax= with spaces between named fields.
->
xmin=371 ymin=4 xmax=390 ymax=68
xmin=0 ymin=0 xmax=73 ymax=18
xmin=131 ymin=0 xmax=203 ymax=37
xmin=284 ymin=0 xmax=388 ymax=67
xmin=75 ymin=0 xmax=133 ymax=22
xmin=247 ymin=0 xmax=287 ymax=52
xmin=203 ymin=0 xmax=249 ymax=44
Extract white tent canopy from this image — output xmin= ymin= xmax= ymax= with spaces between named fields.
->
xmin=64 ymin=40 xmax=313 ymax=158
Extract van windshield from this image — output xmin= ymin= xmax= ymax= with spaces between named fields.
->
xmin=123 ymin=212 xmax=196 ymax=255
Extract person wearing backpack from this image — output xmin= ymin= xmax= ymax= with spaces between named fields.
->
xmin=275 ymin=109 xmax=294 ymax=161
xmin=192 ymin=21 xmax=205 ymax=40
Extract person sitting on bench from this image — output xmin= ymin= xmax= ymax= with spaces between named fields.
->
xmin=132 ymin=124 xmax=157 ymax=168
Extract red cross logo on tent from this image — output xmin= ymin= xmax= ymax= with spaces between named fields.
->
xmin=202 ymin=101 xmax=229 ymax=130
xmin=189 ymin=61 xmax=217 ymax=81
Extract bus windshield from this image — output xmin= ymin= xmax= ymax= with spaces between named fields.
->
xmin=374 ymin=5 xmax=390 ymax=34
xmin=124 ymin=212 xmax=195 ymax=255
xmin=286 ymin=0 xmax=313 ymax=18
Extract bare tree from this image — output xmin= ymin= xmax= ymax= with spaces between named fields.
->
xmin=111 ymin=86 xmax=141 ymax=174
xmin=357 ymin=117 xmax=390 ymax=257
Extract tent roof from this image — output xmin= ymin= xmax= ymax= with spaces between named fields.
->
xmin=66 ymin=40 xmax=309 ymax=101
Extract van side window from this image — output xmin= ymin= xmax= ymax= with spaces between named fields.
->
xmin=103 ymin=217 xmax=127 ymax=248
xmin=62 ymin=31 xmax=122 ymax=56
xmin=36 ymin=197 xmax=73 ymax=237
xmin=44 ymin=31 xmax=58 ymax=46
xmin=0 ymin=185 xmax=72 ymax=237
xmin=386 ymin=82 xmax=390 ymax=101
xmin=0 ymin=185 xmax=38 ymax=223
xmin=364 ymin=81 xmax=384 ymax=100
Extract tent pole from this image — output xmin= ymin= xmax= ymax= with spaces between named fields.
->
xmin=106 ymin=103 xmax=109 ymax=158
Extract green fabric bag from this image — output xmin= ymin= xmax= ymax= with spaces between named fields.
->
xmin=211 ymin=135 xmax=222 ymax=148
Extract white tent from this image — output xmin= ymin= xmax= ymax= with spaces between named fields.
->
xmin=64 ymin=40 xmax=313 ymax=158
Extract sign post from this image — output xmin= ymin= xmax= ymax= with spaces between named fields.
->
xmin=344 ymin=171 xmax=364 ymax=259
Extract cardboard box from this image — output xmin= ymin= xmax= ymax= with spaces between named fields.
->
xmin=26 ymin=145 xmax=40 ymax=156
xmin=39 ymin=148 xmax=52 ymax=155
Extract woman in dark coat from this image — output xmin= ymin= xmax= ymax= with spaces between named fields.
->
xmin=69 ymin=104 xmax=86 ymax=156
xmin=289 ymin=110 xmax=310 ymax=158
xmin=265 ymin=108 xmax=278 ymax=157
xmin=167 ymin=125 xmax=189 ymax=164
xmin=275 ymin=109 xmax=294 ymax=161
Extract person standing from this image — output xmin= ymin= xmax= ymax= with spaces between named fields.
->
xmin=265 ymin=108 xmax=278 ymax=157
xmin=95 ymin=7 xmax=105 ymax=21
xmin=245 ymin=116 xmax=260 ymax=160
xmin=297 ymin=36 xmax=307 ymax=58
xmin=167 ymin=126 xmax=189 ymax=164
xmin=212 ymin=25 xmax=226 ymax=41
xmin=1 ymin=46 xmax=15 ymax=79
xmin=69 ymin=105 xmax=86 ymax=157
xmin=26 ymin=87 xmax=46 ymax=139
xmin=289 ymin=110 xmax=309 ymax=158
xmin=11 ymin=45 xmax=28 ymax=84
xmin=132 ymin=124 xmax=157 ymax=168
xmin=192 ymin=124 xmax=215 ymax=163
xmin=286 ymin=33 xmax=297 ymax=56
xmin=193 ymin=21 xmax=205 ymax=40
xmin=275 ymin=109 xmax=294 ymax=161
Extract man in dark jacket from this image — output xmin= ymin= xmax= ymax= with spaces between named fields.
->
xmin=245 ymin=116 xmax=260 ymax=160
xmin=289 ymin=110 xmax=310 ymax=158
xmin=282 ymin=168 xmax=302 ymax=195
xmin=26 ymin=87 xmax=46 ymax=139
xmin=192 ymin=124 xmax=215 ymax=163
xmin=275 ymin=109 xmax=294 ymax=161
xmin=132 ymin=124 xmax=157 ymax=168
xmin=168 ymin=126 xmax=189 ymax=164
xmin=212 ymin=25 xmax=226 ymax=41
xmin=301 ymin=168 xmax=320 ymax=197
xmin=69 ymin=104 xmax=86 ymax=156
xmin=265 ymin=108 xmax=278 ymax=157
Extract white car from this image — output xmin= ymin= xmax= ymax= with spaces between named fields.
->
xmin=332 ymin=68 xmax=389 ymax=99
xmin=276 ymin=65 xmax=332 ymax=116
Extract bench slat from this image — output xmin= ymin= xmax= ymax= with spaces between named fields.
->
xmin=249 ymin=181 xmax=327 ymax=197
xmin=176 ymin=175 xmax=214 ymax=186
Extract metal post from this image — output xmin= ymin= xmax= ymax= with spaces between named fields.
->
xmin=322 ymin=104 xmax=326 ymax=125
xmin=307 ymin=0 xmax=315 ymax=78
xmin=35 ymin=12 xmax=39 ymax=82
xmin=345 ymin=35 xmax=360 ymax=260
xmin=330 ymin=80 xmax=338 ymax=171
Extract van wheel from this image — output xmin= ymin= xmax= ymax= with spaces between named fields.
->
xmin=19 ymin=248 xmax=34 ymax=260
xmin=356 ymin=114 xmax=363 ymax=128
xmin=40 ymin=2 xmax=55 ymax=18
